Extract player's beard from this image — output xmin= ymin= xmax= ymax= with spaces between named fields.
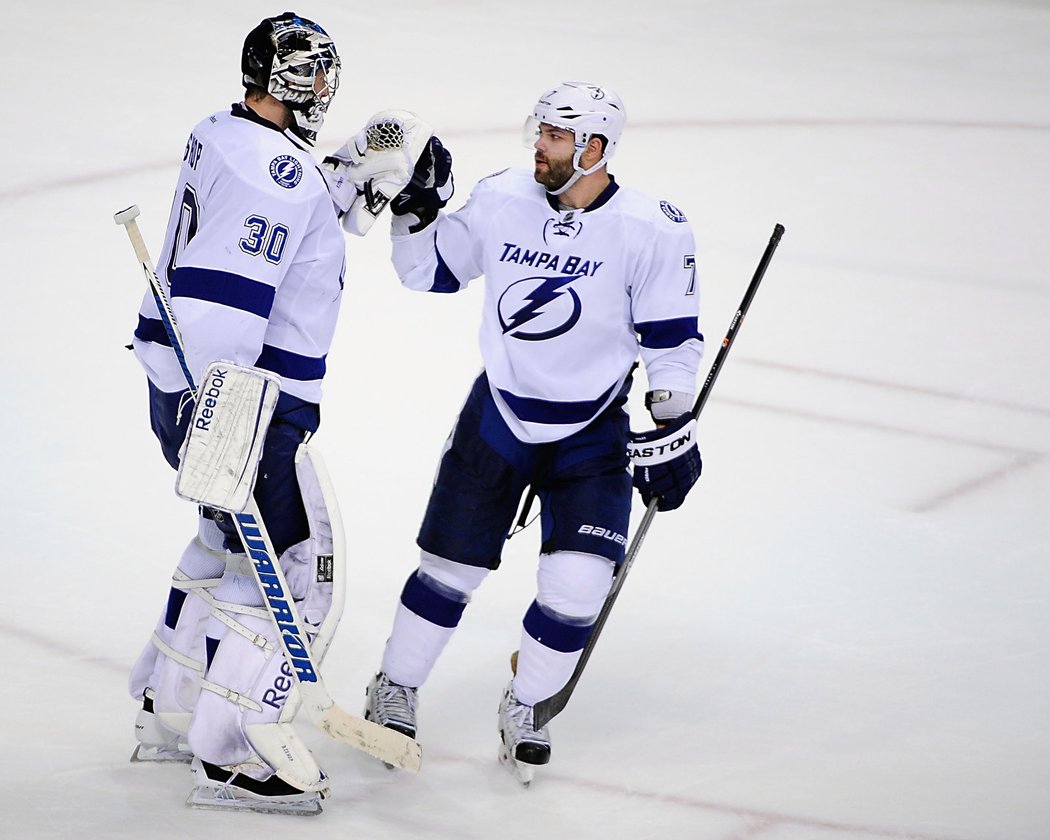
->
xmin=534 ymin=153 xmax=575 ymax=193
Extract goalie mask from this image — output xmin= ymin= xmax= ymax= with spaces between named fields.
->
xmin=524 ymin=81 xmax=626 ymax=195
xmin=242 ymin=12 xmax=341 ymax=145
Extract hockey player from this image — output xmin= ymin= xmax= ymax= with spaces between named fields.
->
xmin=357 ymin=81 xmax=704 ymax=784
xmin=127 ymin=12 xmax=350 ymax=814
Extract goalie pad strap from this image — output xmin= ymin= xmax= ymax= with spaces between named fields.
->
xmin=150 ymin=630 xmax=205 ymax=673
xmin=198 ymin=678 xmax=265 ymax=713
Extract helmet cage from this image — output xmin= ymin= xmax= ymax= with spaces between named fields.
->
xmin=243 ymin=14 xmax=341 ymax=144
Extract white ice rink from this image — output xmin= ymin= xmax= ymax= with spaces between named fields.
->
xmin=2 ymin=1 xmax=1048 ymax=837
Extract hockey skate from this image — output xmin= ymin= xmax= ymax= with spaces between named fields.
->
xmin=364 ymin=672 xmax=418 ymax=739
xmin=187 ymin=756 xmax=327 ymax=816
xmin=364 ymin=672 xmax=418 ymax=770
xmin=131 ymin=690 xmax=192 ymax=763
xmin=497 ymin=682 xmax=550 ymax=787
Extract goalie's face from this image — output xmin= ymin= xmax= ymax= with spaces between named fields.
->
xmin=532 ymin=123 xmax=577 ymax=192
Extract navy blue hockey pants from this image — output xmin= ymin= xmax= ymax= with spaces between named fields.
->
xmin=417 ymin=372 xmax=633 ymax=570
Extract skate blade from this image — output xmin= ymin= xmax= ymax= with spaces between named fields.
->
xmin=498 ymin=744 xmax=536 ymax=788
xmin=130 ymin=743 xmax=193 ymax=764
xmin=187 ymin=785 xmax=323 ymax=816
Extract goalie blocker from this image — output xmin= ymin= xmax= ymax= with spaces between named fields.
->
xmin=176 ymin=361 xmax=280 ymax=513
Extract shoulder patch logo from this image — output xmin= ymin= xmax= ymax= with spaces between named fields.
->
xmin=660 ymin=200 xmax=687 ymax=223
xmin=269 ymin=155 xmax=303 ymax=189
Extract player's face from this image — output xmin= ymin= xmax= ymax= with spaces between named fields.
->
xmin=533 ymin=123 xmax=576 ymax=191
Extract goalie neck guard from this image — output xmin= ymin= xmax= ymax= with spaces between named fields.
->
xmin=242 ymin=12 xmax=341 ymax=145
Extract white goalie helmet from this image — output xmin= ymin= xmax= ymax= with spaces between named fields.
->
xmin=242 ymin=12 xmax=341 ymax=145
xmin=524 ymin=81 xmax=626 ymax=191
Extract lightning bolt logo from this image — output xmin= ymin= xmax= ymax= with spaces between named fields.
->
xmin=498 ymin=275 xmax=584 ymax=341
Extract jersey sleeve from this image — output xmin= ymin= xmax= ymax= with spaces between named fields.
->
xmin=629 ymin=211 xmax=704 ymax=397
xmin=169 ymin=159 xmax=314 ymax=387
xmin=391 ymin=177 xmax=497 ymax=294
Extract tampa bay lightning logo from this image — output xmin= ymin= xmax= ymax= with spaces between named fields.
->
xmin=660 ymin=200 xmax=687 ymax=223
xmin=543 ymin=216 xmax=583 ymax=245
xmin=498 ymin=275 xmax=585 ymax=341
xmin=269 ymin=155 xmax=303 ymax=189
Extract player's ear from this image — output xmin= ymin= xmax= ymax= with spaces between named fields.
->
xmin=581 ymin=135 xmax=606 ymax=168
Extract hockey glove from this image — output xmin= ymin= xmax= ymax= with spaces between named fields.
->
xmin=628 ymin=412 xmax=702 ymax=512
xmin=391 ymin=135 xmax=454 ymax=234
xmin=322 ymin=110 xmax=435 ymax=236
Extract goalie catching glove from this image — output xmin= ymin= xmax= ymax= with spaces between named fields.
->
xmin=322 ymin=109 xmax=447 ymax=236
xmin=628 ymin=413 xmax=702 ymax=512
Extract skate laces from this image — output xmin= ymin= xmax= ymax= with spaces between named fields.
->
xmin=374 ymin=674 xmax=417 ymax=725
xmin=502 ymin=686 xmax=549 ymax=746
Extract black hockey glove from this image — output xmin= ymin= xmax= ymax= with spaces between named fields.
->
xmin=628 ymin=412 xmax=702 ymax=512
xmin=391 ymin=135 xmax=454 ymax=233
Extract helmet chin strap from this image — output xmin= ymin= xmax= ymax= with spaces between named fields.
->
xmin=546 ymin=145 xmax=608 ymax=197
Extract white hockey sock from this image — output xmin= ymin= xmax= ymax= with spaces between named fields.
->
xmin=380 ymin=554 xmax=488 ymax=687
xmin=512 ymin=551 xmax=613 ymax=707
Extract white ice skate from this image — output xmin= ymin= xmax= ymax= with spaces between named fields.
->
xmin=130 ymin=690 xmax=192 ymax=763
xmin=187 ymin=756 xmax=327 ymax=816
xmin=364 ymin=672 xmax=418 ymax=739
xmin=497 ymin=681 xmax=550 ymax=787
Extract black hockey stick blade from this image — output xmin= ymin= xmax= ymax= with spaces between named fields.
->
xmin=532 ymin=223 xmax=786 ymax=730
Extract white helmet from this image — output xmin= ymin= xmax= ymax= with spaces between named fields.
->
xmin=524 ymin=81 xmax=626 ymax=194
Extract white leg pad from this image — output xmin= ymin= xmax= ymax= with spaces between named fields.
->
xmin=188 ymin=612 xmax=325 ymax=791
xmin=129 ymin=517 xmax=227 ymax=735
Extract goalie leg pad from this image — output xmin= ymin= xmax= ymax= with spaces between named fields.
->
xmin=129 ymin=515 xmax=226 ymax=756
xmin=188 ymin=610 xmax=326 ymax=793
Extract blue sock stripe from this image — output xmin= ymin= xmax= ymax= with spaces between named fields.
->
xmin=522 ymin=600 xmax=594 ymax=653
xmin=400 ymin=572 xmax=467 ymax=629
xmin=164 ymin=587 xmax=188 ymax=630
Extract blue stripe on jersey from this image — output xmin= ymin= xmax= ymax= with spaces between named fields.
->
xmin=255 ymin=344 xmax=327 ymax=381
xmin=430 ymin=247 xmax=461 ymax=293
xmin=170 ymin=266 xmax=275 ymax=319
xmin=135 ymin=314 xmax=171 ymax=346
xmin=497 ymin=381 xmax=616 ymax=425
xmin=634 ymin=316 xmax=703 ymax=349
xmin=523 ymin=600 xmax=594 ymax=653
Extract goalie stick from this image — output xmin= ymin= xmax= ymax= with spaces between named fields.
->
xmin=114 ymin=205 xmax=422 ymax=772
xmin=532 ymin=223 xmax=786 ymax=730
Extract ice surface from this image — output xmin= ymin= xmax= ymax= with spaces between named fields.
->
xmin=2 ymin=1 xmax=1048 ymax=838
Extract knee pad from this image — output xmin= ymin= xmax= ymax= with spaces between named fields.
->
xmin=536 ymin=550 xmax=614 ymax=620
xmin=418 ymin=550 xmax=490 ymax=598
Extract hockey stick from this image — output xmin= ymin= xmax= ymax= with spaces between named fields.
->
xmin=533 ymin=223 xmax=786 ymax=730
xmin=114 ymin=205 xmax=422 ymax=772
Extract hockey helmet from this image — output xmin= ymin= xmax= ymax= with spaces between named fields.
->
xmin=242 ymin=12 xmax=341 ymax=144
xmin=524 ymin=81 xmax=626 ymax=195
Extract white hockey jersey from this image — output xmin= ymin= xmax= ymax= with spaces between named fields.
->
xmin=392 ymin=168 xmax=704 ymax=443
xmin=133 ymin=104 xmax=345 ymax=404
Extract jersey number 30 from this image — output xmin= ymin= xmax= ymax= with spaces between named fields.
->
xmin=240 ymin=215 xmax=289 ymax=264
xmin=168 ymin=186 xmax=290 ymax=271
